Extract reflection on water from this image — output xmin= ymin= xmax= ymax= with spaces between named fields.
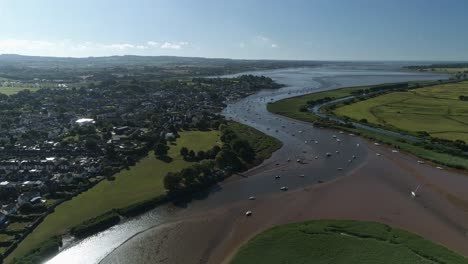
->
xmin=46 ymin=64 xmax=448 ymax=264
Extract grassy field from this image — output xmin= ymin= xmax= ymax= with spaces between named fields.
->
xmin=0 ymin=86 xmax=40 ymax=95
xmin=267 ymin=86 xmax=365 ymax=122
xmin=7 ymin=130 xmax=221 ymax=262
xmin=334 ymin=81 xmax=468 ymax=142
xmin=230 ymin=220 xmax=467 ymax=264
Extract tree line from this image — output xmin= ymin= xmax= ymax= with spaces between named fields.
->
xmin=163 ymin=124 xmax=256 ymax=199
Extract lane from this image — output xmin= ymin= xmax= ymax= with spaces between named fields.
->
xmin=47 ymin=65 xmax=468 ymax=264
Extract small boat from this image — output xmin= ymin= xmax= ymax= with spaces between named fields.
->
xmin=245 ymin=210 xmax=252 ymax=216
xmin=249 ymin=196 xmax=256 ymax=200
xmin=275 ymin=175 xmax=281 ymax=179
xmin=417 ymin=160 xmax=425 ymax=164
xmin=376 ymin=153 xmax=381 ymax=156
xmin=299 ymin=174 xmax=305 ymax=177
xmin=280 ymin=186 xmax=288 ymax=191
xmin=326 ymin=152 xmax=332 ymax=157
xmin=337 ymin=168 xmax=343 ymax=171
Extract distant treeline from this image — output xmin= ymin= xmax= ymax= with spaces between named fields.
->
xmin=406 ymin=63 xmax=468 ymax=69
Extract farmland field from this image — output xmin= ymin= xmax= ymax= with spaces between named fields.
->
xmin=230 ymin=220 xmax=467 ymax=264
xmin=334 ymin=81 xmax=468 ymax=142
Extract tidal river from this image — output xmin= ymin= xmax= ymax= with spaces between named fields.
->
xmin=46 ymin=63 xmax=451 ymax=264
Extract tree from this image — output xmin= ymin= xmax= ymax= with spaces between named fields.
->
xmin=220 ymin=129 xmax=237 ymax=143
xmin=154 ymin=143 xmax=169 ymax=158
xmin=188 ymin=150 xmax=196 ymax=160
xmin=180 ymin=147 xmax=189 ymax=157
xmin=197 ymin=150 xmax=206 ymax=160
xmin=164 ymin=172 xmax=182 ymax=195
xmin=215 ymin=149 xmax=243 ymax=171
xmin=230 ymin=139 xmax=255 ymax=163
xmin=85 ymin=138 xmax=99 ymax=151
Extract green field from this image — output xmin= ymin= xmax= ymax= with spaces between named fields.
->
xmin=267 ymin=86 xmax=366 ymax=123
xmin=7 ymin=130 xmax=221 ymax=262
xmin=230 ymin=220 xmax=467 ymax=264
xmin=334 ymin=81 xmax=468 ymax=142
xmin=0 ymin=86 xmax=40 ymax=95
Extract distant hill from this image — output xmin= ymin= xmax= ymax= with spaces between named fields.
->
xmin=0 ymin=54 xmax=320 ymax=69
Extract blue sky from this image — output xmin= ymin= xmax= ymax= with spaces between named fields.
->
xmin=0 ymin=0 xmax=467 ymax=60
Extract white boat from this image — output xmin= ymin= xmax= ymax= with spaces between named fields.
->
xmin=280 ymin=186 xmax=288 ymax=191
xmin=245 ymin=210 xmax=252 ymax=216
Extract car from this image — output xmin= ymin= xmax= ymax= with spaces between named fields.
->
xmin=332 ymin=135 xmax=337 ymax=138
xmin=249 ymin=196 xmax=256 ymax=200
xmin=339 ymin=131 xmax=344 ymax=134
xmin=245 ymin=210 xmax=252 ymax=216
xmin=280 ymin=186 xmax=288 ymax=191
xmin=336 ymin=139 xmax=341 ymax=142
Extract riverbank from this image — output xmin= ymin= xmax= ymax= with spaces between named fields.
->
xmin=268 ymin=80 xmax=468 ymax=170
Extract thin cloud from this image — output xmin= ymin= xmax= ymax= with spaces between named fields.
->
xmin=239 ymin=35 xmax=279 ymax=49
xmin=161 ymin=41 xmax=189 ymax=50
xmin=0 ymin=39 xmax=190 ymax=57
